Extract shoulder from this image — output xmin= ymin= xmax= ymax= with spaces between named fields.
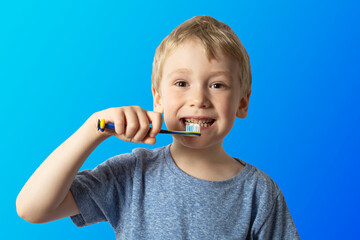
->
xmin=241 ymin=163 xmax=300 ymax=238
xmin=240 ymin=162 xmax=296 ymax=232
xmin=236 ymin=158 xmax=278 ymax=189
xmin=239 ymin=162 xmax=282 ymax=217
xmin=243 ymin=162 xmax=281 ymax=199
xmin=106 ymin=145 xmax=167 ymax=166
xmin=74 ymin=146 xmax=169 ymax=190
xmin=102 ymin=145 xmax=168 ymax=175
xmin=130 ymin=145 xmax=167 ymax=161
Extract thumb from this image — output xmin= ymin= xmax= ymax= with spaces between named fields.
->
xmin=142 ymin=136 xmax=157 ymax=145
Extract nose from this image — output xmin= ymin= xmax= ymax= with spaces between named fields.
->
xmin=188 ymin=86 xmax=211 ymax=108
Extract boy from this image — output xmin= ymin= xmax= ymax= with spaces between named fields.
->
xmin=17 ymin=16 xmax=300 ymax=239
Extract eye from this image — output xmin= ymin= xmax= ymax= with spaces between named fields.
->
xmin=175 ymin=81 xmax=188 ymax=87
xmin=210 ymin=83 xmax=225 ymax=89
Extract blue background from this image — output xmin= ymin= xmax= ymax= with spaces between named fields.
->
xmin=1 ymin=0 xmax=359 ymax=239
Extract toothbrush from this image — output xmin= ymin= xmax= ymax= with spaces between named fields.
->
xmin=97 ymin=119 xmax=201 ymax=136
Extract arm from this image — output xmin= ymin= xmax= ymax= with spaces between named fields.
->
xmin=16 ymin=107 xmax=162 ymax=223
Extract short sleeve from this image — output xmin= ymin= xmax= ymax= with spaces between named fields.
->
xmin=70 ymin=153 xmax=135 ymax=228
xmin=255 ymin=191 xmax=300 ymax=239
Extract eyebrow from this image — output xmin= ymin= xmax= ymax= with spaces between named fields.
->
xmin=167 ymin=68 xmax=193 ymax=78
xmin=167 ymin=68 xmax=232 ymax=78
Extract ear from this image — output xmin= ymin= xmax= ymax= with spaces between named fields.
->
xmin=236 ymin=89 xmax=251 ymax=118
xmin=152 ymin=85 xmax=164 ymax=113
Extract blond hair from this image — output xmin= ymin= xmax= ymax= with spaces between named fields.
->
xmin=151 ymin=15 xmax=252 ymax=96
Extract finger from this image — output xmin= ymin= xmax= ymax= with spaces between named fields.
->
xmin=142 ymin=136 xmax=157 ymax=145
xmin=113 ymin=110 xmax=126 ymax=136
xmin=147 ymin=111 xmax=163 ymax=138
xmin=123 ymin=108 xmax=139 ymax=139
xmin=132 ymin=109 xmax=150 ymax=142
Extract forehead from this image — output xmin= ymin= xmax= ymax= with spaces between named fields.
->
xmin=162 ymin=39 xmax=239 ymax=79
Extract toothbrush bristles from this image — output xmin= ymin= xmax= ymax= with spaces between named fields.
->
xmin=186 ymin=123 xmax=201 ymax=133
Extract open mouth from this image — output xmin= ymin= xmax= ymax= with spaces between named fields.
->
xmin=182 ymin=118 xmax=215 ymax=128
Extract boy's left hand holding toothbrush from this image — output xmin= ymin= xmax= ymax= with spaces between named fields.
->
xmin=95 ymin=106 xmax=163 ymax=145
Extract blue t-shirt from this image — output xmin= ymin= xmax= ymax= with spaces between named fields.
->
xmin=70 ymin=145 xmax=300 ymax=239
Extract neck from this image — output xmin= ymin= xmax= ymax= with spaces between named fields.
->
xmin=171 ymin=141 xmax=225 ymax=162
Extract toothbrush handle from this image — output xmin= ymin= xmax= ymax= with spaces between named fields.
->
xmin=159 ymin=129 xmax=174 ymax=134
xmin=104 ymin=122 xmax=115 ymax=131
xmin=104 ymin=123 xmax=172 ymax=134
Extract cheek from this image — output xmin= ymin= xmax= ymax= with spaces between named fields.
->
xmin=161 ymin=92 xmax=178 ymax=110
xmin=161 ymin=92 xmax=180 ymax=127
xmin=219 ymin=97 xmax=239 ymax=123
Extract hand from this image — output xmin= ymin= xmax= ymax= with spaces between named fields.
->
xmin=93 ymin=106 xmax=162 ymax=145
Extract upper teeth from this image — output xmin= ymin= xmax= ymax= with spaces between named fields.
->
xmin=184 ymin=119 xmax=213 ymax=127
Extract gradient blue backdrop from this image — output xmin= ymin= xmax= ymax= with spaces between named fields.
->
xmin=1 ymin=0 xmax=359 ymax=239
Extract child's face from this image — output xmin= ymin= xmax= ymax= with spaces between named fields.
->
xmin=152 ymin=39 xmax=250 ymax=149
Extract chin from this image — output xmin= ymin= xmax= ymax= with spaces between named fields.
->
xmin=173 ymin=135 xmax=223 ymax=150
